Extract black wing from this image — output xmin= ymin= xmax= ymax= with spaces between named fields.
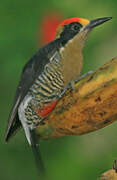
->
xmin=5 ymin=48 xmax=50 ymax=142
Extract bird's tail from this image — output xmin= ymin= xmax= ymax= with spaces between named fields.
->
xmin=18 ymin=103 xmax=45 ymax=179
xmin=30 ymin=129 xmax=45 ymax=179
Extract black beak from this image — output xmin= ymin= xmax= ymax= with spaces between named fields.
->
xmin=86 ymin=17 xmax=112 ymax=29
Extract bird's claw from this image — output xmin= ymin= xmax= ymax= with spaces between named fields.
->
xmin=58 ymin=71 xmax=93 ymax=99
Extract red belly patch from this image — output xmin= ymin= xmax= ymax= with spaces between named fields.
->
xmin=36 ymin=100 xmax=58 ymax=117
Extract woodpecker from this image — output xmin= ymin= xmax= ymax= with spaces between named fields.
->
xmin=5 ymin=16 xmax=112 ymax=175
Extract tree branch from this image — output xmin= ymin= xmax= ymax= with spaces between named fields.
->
xmin=36 ymin=57 xmax=117 ymax=139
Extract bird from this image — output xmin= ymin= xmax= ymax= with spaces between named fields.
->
xmin=5 ymin=16 xmax=112 ymax=176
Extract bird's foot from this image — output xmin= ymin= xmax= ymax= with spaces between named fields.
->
xmin=58 ymin=81 xmax=74 ymax=99
xmin=74 ymin=70 xmax=93 ymax=83
xmin=58 ymin=71 xmax=93 ymax=99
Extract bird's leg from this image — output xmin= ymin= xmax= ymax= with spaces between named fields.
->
xmin=59 ymin=71 xmax=93 ymax=98
xmin=30 ymin=129 xmax=45 ymax=179
xmin=74 ymin=70 xmax=93 ymax=83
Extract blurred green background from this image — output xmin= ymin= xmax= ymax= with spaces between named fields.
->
xmin=1 ymin=0 xmax=117 ymax=179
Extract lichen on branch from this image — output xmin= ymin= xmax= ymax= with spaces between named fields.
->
xmin=36 ymin=57 xmax=117 ymax=139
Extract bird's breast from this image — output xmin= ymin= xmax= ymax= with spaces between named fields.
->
xmin=60 ymin=39 xmax=83 ymax=85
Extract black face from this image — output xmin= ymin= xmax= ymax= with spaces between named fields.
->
xmin=59 ymin=22 xmax=83 ymax=45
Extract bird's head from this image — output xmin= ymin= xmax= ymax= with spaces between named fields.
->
xmin=55 ymin=17 xmax=112 ymax=46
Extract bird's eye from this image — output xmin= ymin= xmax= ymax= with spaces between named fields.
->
xmin=71 ymin=23 xmax=81 ymax=31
